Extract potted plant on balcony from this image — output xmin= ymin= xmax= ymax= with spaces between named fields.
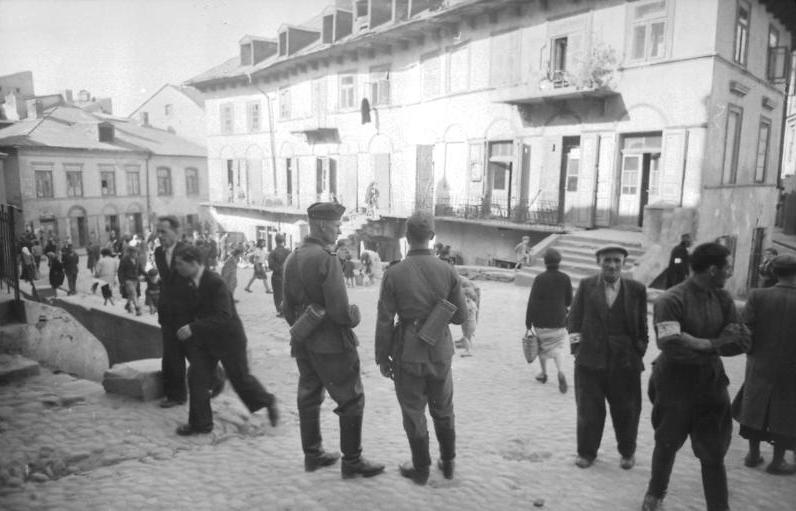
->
xmin=567 ymin=42 xmax=618 ymax=91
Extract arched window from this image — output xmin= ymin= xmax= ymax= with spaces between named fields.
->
xmin=157 ymin=167 xmax=172 ymax=196
xmin=185 ymin=167 xmax=199 ymax=196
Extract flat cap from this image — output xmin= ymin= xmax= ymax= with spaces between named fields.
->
xmin=307 ymin=202 xmax=345 ymax=221
xmin=406 ymin=210 xmax=435 ymax=238
xmin=543 ymin=248 xmax=562 ymax=265
xmin=595 ymin=244 xmax=629 ymax=258
xmin=772 ymin=254 xmax=796 ymax=272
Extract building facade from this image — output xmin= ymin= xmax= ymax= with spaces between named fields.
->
xmin=0 ymin=105 xmax=209 ymax=247
xmin=188 ymin=0 xmax=795 ymax=294
xmin=128 ymin=84 xmax=206 ymax=145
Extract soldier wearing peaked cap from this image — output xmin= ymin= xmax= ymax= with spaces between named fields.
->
xmin=281 ymin=202 xmax=385 ymax=479
xmin=375 ymin=210 xmax=468 ymax=485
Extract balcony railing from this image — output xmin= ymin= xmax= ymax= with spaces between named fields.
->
xmin=434 ymin=198 xmax=560 ymax=226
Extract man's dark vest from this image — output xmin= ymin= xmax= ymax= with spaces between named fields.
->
xmin=606 ymin=285 xmax=630 ymax=337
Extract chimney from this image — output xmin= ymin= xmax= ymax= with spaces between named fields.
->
xmin=25 ymin=98 xmax=44 ymax=119
xmin=63 ymin=89 xmax=73 ymax=104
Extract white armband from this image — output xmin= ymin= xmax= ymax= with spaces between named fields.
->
xmin=655 ymin=321 xmax=681 ymax=338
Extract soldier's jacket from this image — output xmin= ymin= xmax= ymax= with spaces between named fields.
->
xmin=375 ymin=249 xmax=468 ymax=365
xmin=283 ymin=237 xmax=359 ymax=355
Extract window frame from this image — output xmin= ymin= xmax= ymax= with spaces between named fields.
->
xmin=126 ymin=168 xmax=141 ymax=196
xmin=420 ymin=51 xmax=441 ymax=100
xmin=627 ymin=0 xmax=670 ymax=63
xmin=338 ymin=72 xmax=357 ymax=111
xmin=220 ymin=102 xmax=234 ymax=134
xmin=100 ymin=168 xmax=116 ymax=196
xmin=185 ymin=167 xmax=200 ymax=196
xmin=35 ymin=170 xmax=54 ymax=198
xmin=754 ymin=116 xmax=772 ymax=183
xmin=369 ymin=65 xmax=391 ymax=106
xmin=279 ymin=87 xmax=291 ymax=120
xmin=733 ymin=0 xmax=751 ymax=67
xmin=156 ymin=167 xmax=173 ymax=196
xmin=766 ymin=24 xmax=781 ymax=81
xmin=721 ymin=104 xmax=744 ymax=185
xmin=66 ymin=170 xmax=84 ymax=198
xmin=164 ymin=104 xmax=173 ymax=116
xmin=247 ymin=101 xmax=261 ymax=132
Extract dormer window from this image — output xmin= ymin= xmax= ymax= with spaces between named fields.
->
xmin=277 ymin=25 xmax=320 ymax=57
xmin=240 ymin=42 xmax=253 ymax=65
xmin=98 ymin=122 xmax=114 ymax=143
xmin=240 ymin=36 xmax=278 ymax=65
xmin=279 ymin=31 xmax=288 ymax=56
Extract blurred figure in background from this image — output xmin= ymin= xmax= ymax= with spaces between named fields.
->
xmin=757 ymin=247 xmax=778 ymax=288
xmin=666 ymin=234 xmax=692 ymax=289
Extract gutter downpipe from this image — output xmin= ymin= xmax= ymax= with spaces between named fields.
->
xmin=247 ymin=72 xmax=279 ymax=198
xmin=145 ymin=151 xmax=152 ymax=231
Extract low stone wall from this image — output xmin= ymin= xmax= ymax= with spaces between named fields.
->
xmin=455 ymin=265 xmax=516 ymax=283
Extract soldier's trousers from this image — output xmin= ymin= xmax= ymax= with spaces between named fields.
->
xmin=574 ymin=364 xmax=641 ymax=461
xmin=272 ymin=273 xmax=283 ymax=313
xmin=646 ymin=358 xmax=731 ymax=511
xmin=295 ymin=348 xmax=365 ymax=417
xmin=395 ymin=360 xmax=454 ymax=440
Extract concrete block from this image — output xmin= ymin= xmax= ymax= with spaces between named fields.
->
xmin=0 ymin=354 xmax=40 ymax=384
xmin=102 ymin=358 xmax=163 ymax=401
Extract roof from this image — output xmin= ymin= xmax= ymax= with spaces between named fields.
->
xmin=128 ymin=84 xmax=205 ymax=117
xmin=0 ymin=105 xmax=206 ymax=157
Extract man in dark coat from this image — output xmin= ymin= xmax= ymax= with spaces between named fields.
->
xmin=666 ymin=233 xmax=692 ymax=288
xmin=155 ymin=216 xmax=223 ymax=408
xmin=282 ymin=202 xmax=384 ymax=479
xmin=734 ymin=254 xmax=796 ymax=475
xmin=172 ymin=244 xmax=278 ymax=435
xmin=642 ymin=243 xmax=751 ymax=511
xmin=568 ymin=245 xmax=648 ymax=470
xmin=375 ymin=211 xmax=468 ymax=485
xmin=62 ymin=244 xmax=80 ymax=295
xmin=268 ymin=234 xmax=290 ymax=317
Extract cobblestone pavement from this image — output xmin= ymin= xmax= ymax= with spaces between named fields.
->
xmin=2 ymin=267 xmax=795 ymax=510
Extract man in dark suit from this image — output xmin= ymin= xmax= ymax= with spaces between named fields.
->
xmin=666 ymin=233 xmax=692 ymax=289
xmin=172 ymin=244 xmax=278 ymax=435
xmin=375 ymin=211 xmax=468 ymax=485
xmin=568 ymin=245 xmax=648 ymax=470
xmin=155 ymin=216 xmax=222 ymax=408
xmin=268 ymin=234 xmax=290 ymax=317
xmin=282 ymin=202 xmax=385 ymax=479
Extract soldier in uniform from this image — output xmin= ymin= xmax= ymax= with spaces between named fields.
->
xmin=642 ymin=243 xmax=751 ymax=511
xmin=268 ymin=234 xmax=290 ymax=317
xmin=282 ymin=202 xmax=385 ymax=479
xmin=375 ymin=211 xmax=467 ymax=485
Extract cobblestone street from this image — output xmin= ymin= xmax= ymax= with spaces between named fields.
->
xmin=1 ymin=273 xmax=795 ymax=510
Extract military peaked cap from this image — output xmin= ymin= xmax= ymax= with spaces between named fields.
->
xmin=307 ymin=202 xmax=345 ymax=220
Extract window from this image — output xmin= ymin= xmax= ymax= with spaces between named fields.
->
xmin=722 ymin=105 xmax=743 ymax=184
xmin=734 ymin=1 xmax=750 ymax=66
xmin=35 ymin=170 xmax=53 ymax=198
xmin=621 ymin=155 xmax=640 ymax=194
xmin=552 ymin=37 xmax=568 ymax=74
xmin=469 ymin=143 xmax=483 ymax=182
xmin=100 ymin=166 xmax=116 ymax=196
xmin=279 ymin=87 xmax=291 ymax=120
xmin=370 ymin=66 xmax=390 ymax=106
xmin=566 ymin=156 xmax=580 ymax=192
xmin=140 ymin=111 xmax=149 ymax=125
xmin=157 ymin=167 xmax=172 ymax=196
xmin=421 ymin=52 xmax=441 ymax=99
xmin=66 ymin=171 xmax=83 ymax=197
xmin=164 ymin=104 xmax=173 ymax=116
xmin=126 ymin=166 xmax=141 ymax=196
xmin=629 ymin=0 xmax=668 ymax=61
xmin=220 ymin=103 xmax=234 ymax=134
xmin=447 ymin=44 xmax=470 ymax=94
xmin=767 ymin=25 xmax=781 ymax=81
xmin=338 ymin=73 xmax=356 ymax=110
xmin=185 ymin=167 xmax=199 ymax=196
xmin=247 ymin=101 xmax=261 ymax=132
xmin=755 ymin=118 xmax=772 ymax=183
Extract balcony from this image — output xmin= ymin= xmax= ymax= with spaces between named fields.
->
xmin=434 ymin=197 xmax=561 ymax=227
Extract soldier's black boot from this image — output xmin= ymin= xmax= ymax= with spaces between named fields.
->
xmin=300 ymin=411 xmax=340 ymax=472
xmin=399 ymin=434 xmax=431 ymax=485
xmin=434 ymin=424 xmax=456 ymax=479
xmin=339 ymin=415 xmax=385 ymax=479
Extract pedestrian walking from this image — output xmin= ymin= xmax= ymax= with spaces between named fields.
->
xmin=665 ymin=233 xmax=692 ymax=288
xmin=525 ymin=248 xmax=572 ymax=393
xmin=457 ymin=277 xmax=479 ymax=357
xmin=732 ymin=254 xmax=796 ymax=475
xmin=118 ymin=245 xmax=144 ymax=315
xmin=31 ymin=240 xmax=43 ymax=274
xmin=514 ymin=235 xmax=531 ymax=269
xmin=757 ymin=247 xmax=778 ymax=288
xmin=220 ymin=248 xmax=241 ymax=300
xmin=86 ymin=236 xmax=100 ymax=274
xmin=268 ymin=234 xmax=290 ymax=317
xmin=144 ymin=268 xmax=160 ymax=314
xmin=642 ymin=242 xmax=751 ymax=511
xmin=568 ymin=245 xmax=648 ymax=470
xmin=375 ymin=211 xmax=468 ymax=485
xmin=47 ymin=251 xmax=65 ymax=297
xmin=61 ymin=244 xmax=80 ymax=295
xmin=282 ymin=202 xmax=385 ymax=479
xmin=243 ymin=239 xmax=272 ymax=294
xmin=154 ymin=216 xmax=223 ymax=409
xmin=172 ymin=245 xmax=279 ymax=435
xmin=94 ymin=248 xmax=118 ymax=305
xmin=20 ymin=246 xmax=37 ymax=284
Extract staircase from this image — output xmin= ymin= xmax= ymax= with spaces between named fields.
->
xmin=515 ymin=231 xmax=646 ymax=289
xmin=340 ymin=211 xmax=377 ymax=239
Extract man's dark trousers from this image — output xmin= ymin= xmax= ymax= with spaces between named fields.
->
xmin=161 ymin=320 xmax=187 ymax=403
xmin=647 ymin=359 xmax=731 ymax=511
xmin=575 ymin=364 xmax=641 ymax=461
xmin=184 ymin=340 xmax=274 ymax=430
xmin=272 ymin=272 xmax=283 ymax=313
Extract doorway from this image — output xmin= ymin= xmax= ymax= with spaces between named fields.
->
xmin=747 ymin=227 xmax=766 ymax=290
xmin=617 ymin=133 xmax=662 ymax=227
xmin=559 ymin=136 xmax=581 ymax=224
xmin=487 ymin=141 xmax=513 ymax=218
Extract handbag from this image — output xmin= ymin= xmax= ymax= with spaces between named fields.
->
xmin=522 ymin=329 xmax=539 ymax=364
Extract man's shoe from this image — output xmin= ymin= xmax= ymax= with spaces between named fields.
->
xmin=575 ymin=455 xmax=594 ymax=468
xmin=744 ymin=452 xmax=765 ymax=467
xmin=341 ymin=457 xmax=385 ymax=479
xmin=558 ymin=373 xmax=568 ymax=394
xmin=399 ymin=461 xmax=430 ymax=485
xmin=620 ymin=455 xmax=636 ymax=470
xmin=304 ymin=451 xmax=340 ymax=472
xmin=437 ymin=458 xmax=455 ymax=479
xmin=267 ymin=402 xmax=280 ymax=427
xmin=159 ymin=398 xmax=185 ymax=408
xmin=244 ymin=288 xmax=252 ymax=293
xmin=766 ymin=460 xmax=796 ymax=475
xmin=535 ymin=373 xmax=548 ymax=384
xmin=641 ymin=493 xmax=664 ymax=511
xmin=175 ymin=424 xmax=212 ymax=436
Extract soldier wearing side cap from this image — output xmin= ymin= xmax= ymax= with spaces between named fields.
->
xmin=282 ymin=202 xmax=385 ymax=479
xmin=375 ymin=211 xmax=468 ymax=485
xmin=567 ymin=244 xmax=649 ymax=471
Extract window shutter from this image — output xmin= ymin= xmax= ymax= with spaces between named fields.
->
xmin=658 ymin=129 xmax=686 ymax=205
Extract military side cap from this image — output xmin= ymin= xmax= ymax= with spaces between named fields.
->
xmin=595 ymin=244 xmax=629 ymax=258
xmin=406 ymin=210 xmax=435 ymax=238
xmin=307 ymin=202 xmax=345 ymax=220
xmin=772 ymin=254 xmax=796 ymax=272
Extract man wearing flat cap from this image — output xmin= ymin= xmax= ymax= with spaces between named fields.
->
xmin=282 ymin=202 xmax=385 ymax=479
xmin=568 ymin=244 xmax=648 ymax=470
xmin=375 ymin=211 xmax=468 ymax=485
